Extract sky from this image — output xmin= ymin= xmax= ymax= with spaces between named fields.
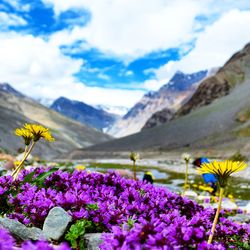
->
xmin=0 ymin=0 xmax=250 ymax=109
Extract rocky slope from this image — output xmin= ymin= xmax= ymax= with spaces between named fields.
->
xmin=176 ymin=43 xmax=250 ymax=117
xmin=142 ymin=108 xmax=174 ymax=130
xmin=0 ymin=83 xmax=111 ymax=159
xmin=51 ymin=97 xmax=119 ymax=131
xmin=67 ymin=43 xmax=250 ymax=158
xmin=107 ymin=70 xmax=207 ymax=137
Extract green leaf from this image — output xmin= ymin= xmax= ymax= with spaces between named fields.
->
xmin=127 ymin=217 xmax=136 ymax=229
xmin=32 ymin=168 xmax=59 ymax=187
xmin=65 ymin=219 xmax=93 ymax=249
xmin=86 ymin=203 xmax=99 ymax=211
xmin=22 ymin=171 xmax=36 ymax=183
xmin=79 ymin=239 xmax=85 ymax=250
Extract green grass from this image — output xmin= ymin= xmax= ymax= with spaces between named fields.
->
xmin=225 ymin=72 xmax=245 ymax=87
xmin=235 ymin=106 xmax=250 ymax=123
xmin=235 ymin=125 xmax=250 ymax=137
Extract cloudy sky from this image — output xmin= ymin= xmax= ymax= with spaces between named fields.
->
xmin=0 ymin=0 xmax=250 ymax=108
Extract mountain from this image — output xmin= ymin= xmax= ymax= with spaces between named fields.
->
xmin=95 ymin=104 xmax=129 ymax=116
xmin=0 ymin=83 xmax=25 ymax=98
xmin=176 ymin=43 xmax=250 ymax=118
xmin=36 ymin=97 xmax=54 ymax=107
xmin=107 ymin=70 xmax=207 ymax=137
xmin=142 ymin=108 xmax=174 ymax=130
xmin=51 ymin=97 xmax=118 ymax=131
xmin=67 ymin=43 xmax=250 ymax=159
xmin=143 ymin=68 xmax=218 ymax=129
xmin=0 ymin=83 xmax=111 ymax=159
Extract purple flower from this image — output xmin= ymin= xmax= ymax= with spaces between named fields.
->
xmin=0 ymin=228 xmax=15 ymax=250
xmin=22 ymin=241 xmax=71 ymax=250
xmin=1 ymin=167 xmax=249 ymax=249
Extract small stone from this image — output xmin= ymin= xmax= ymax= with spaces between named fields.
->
xmin=183 ymin=190 xmax=198 ymax=198
xmin=245 ymin=202 xmax=250 ymax=213
xmin=29 ymin=227 xmax=46 ymax=240
xmin=84 ymin=233 xmax=105 ymax=250
xmin=211 ymin=199 xmax=238 ymax=210
xmin=228 ymin=214 xmax=250 ymax=224
xmin=0 ymin=217 xmax=45 ymax=240
xmin=221 ymin=199 xmax=238 ymax=210
xmin=43 ymin=207 xmax=72 ymax=241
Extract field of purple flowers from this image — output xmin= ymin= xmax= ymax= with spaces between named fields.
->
xmin=0 ymin=167 xmax=250 ymax=249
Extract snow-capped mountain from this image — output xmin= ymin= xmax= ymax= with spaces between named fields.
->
xmin=36 ymin=97 xmax=54 ymax=107
xmin=107 ymin=70 xmax=208 ymax=137
xmin=0 ymin=82 xmax=24 ymax=98
xmin=51 ymin=97 xmax=119 ymax=131
xmin=95 ymin=104 xmax=129 ymax=116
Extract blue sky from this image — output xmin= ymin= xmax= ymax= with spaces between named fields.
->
xmin=0 ymin=0 xmax=250 ymax=109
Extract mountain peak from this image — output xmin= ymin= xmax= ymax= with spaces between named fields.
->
xmin=160 ymin=70 xmax=207 ymax=92
xmin=51 ymin=97 xmax=118 ymax=131
xmin=107 ymin=69 xmax=208 ymax=137
xmin=0 ymin=82 xmax=25 ymax=98
xmin=175 ymin=70 xmax=184 ymax=75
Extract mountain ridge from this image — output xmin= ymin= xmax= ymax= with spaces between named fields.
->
xmin=0 ymin=83 xmax=111 ymax=159
xmin=51 ymin=97 xmax=119 ymax=131
xmin=107 ymin=70 xmax=207 ymax=137
xmin=66 ymin=42 xmax=250 ymax=159
xmin=175 ymin=43 xmax=250 ymax=118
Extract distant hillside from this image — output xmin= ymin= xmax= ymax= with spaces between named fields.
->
xmin=142 ymin=108 xmax=174 ymax=130
xmin=67 ymin=43 xmax=250 ymax=159
xmin=107 ymin=70 xmax=207 ymax=137
xmin=0 ymin=83 xmax=25 ymax=98
xmin=51 ymin=97 xmax=119 ymax=131
xmin=176 ymin=43 xmax=250 ymax=117
xmin=0 ymin=83 xmax=111 ymax=159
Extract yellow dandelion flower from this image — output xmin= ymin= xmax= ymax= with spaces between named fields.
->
xmin=15 ymin=128 xmax=33 ymax=145
xmin=75 ymin=165 xmax=86 ymax=171
xmin=14 ymin=161 xmax=21 ymax=167
xmin=145 ymin=171 xmax=155 ymax=180
xmin=198 ymin=160 xmax=247 ymax=187
xmin=24 ymin=123 xmax=55 ymax=142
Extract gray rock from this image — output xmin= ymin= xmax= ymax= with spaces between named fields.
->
xmin=228 ymin=214 xmax=250 ymax=224
xmin=43 ymin=207 xmax=72 ymax=241
xmin=0 ymin=217 xmax=45 ymax=240
xmin=29 ymin=227 xmax=46 ymax=240
xmin=84 ymin=233 xmax=104 ymax=250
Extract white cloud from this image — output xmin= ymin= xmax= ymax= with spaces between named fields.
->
xmin=0 ymin=32 xmax=82 ymax=82
xmin=125 ymin=70 xmax=133 ymax=76
xmin=1 ymin=1 xmax=250 ymax=109
xmin=0 ymin=32 xmax=143 ymax=108
xmin=152 ymin=9 xmax=250 ymax=85
xmin=47 ymin=0 xmax=206 ymax=60
xmin=0 ymin=12 xmax=27 ymax=27
xmin=142 ymin=79 xmax=167 ymax=91
xmin=27 ymin=78 xmax=144 ymax=108
xmin=97 ymin=73 xmax=109 ymax=80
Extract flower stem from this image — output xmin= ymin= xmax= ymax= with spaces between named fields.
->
xmin=208 ymin=187 xmax=224 ymax=244
xmin=133 ymin=161 xmax=136 ymax=180
xmin=12 ymin=141 xmax=36 ymax=180
xmin=184 ymin=161 xmax=189 ymax=191
xmin=13 ymin=145 xmax=28 ymax=171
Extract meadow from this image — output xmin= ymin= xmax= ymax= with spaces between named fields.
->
xmin=0 ymin=124 xmax=249 ymax=250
